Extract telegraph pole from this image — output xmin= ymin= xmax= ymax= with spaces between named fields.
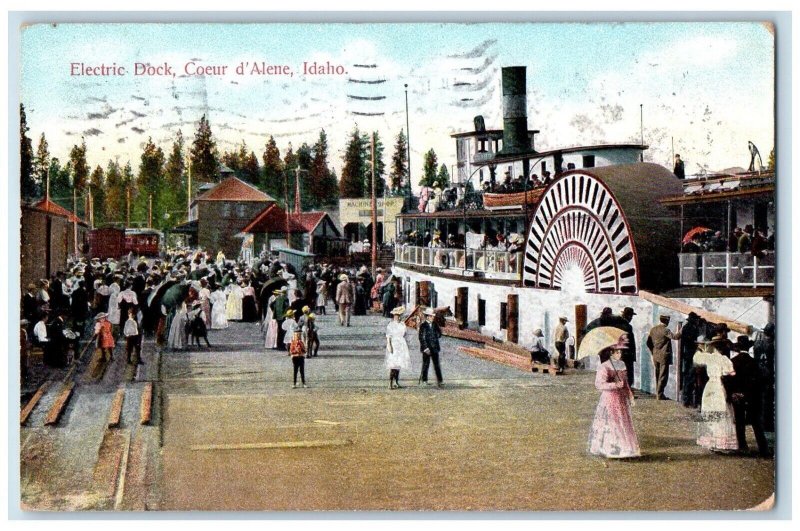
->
xmin=148 ymin=194 xmax=153 ymax=228
xmin=405 ymin=84 xmax=412 ymax=196
xmin=72 ymin=187 xmax=78 ymax=257
xmin=126 ymin=186 xmax=131 ymax=226
xmin=187 ymin=161 xmax=192 ymax=221
xmin=370 ymin=134 xmax=377 ymax=277
xmin=284 ymin=169 xmax=291 ymax=249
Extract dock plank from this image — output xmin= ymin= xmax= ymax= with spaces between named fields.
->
xmin=43 ymin=381 xmax=75 ymax=426
xmin=140 ymin=383 xmax=153 ymax=425
xmin=108 ymin=388 xmax=126 ymax=428
xmin=20 ymin=381 xmax=51 ymax=426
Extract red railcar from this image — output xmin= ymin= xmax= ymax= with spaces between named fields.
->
xmin=124 ymin=228 xmax=163 ymax=257
xmin=88 ymin=227 xmax=126 ymax=260
xmin=89 ymin=227 xmax=163 ymax=259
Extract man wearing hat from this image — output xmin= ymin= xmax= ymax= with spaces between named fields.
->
xmin=530 ymin=329 xmax=550 ymax=365
xmin=270 ymin=287 xmax=290 ymax=350
xmin=418 ymin=307 xmax=444 ymax=387
xmin=730 ymin=335 xmax=770 ymax=456
xmin=618 ymin=307 xmax=638 ymax=386
xmin=679 ymin=312 xmax=703 ymax=407
xmin=335 ymin=273 xmax=353 ymax=327
xmin=553 ymin=316 xmax=570 ymax=372
xmin=646 ymin=314 xmax=682 ymax=400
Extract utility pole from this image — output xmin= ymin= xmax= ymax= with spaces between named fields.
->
xmin=284 ymin=169 xmax=291 ymax=250
xmin=405 ymin=84 xmax=412 ymax=196
xmin=72 ymin=187 xmax=78 ymax=258
xmin=294 ymin=167 xmax=302 ymax=214
xmin=89 ymin=189 xmax=94 ymax=229
xmin=148 ymin=194 xmax=153 ymax=228
xmin=640 ymin=104 xmax=644 ymax=162
xmin=370 ymin=134 xmax=377 ymax=277
xmin=187 ymin=161 xmax=192 ymax=221
xmin=126 ymin=186 xmax=131 ymax=226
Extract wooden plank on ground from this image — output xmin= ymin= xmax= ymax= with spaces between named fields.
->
xmin=20 ymin=381 xmax=50 ymax=425
xmin=43 ymin=381 xmax=75 ymax=426
xmin=92 ymin=429 xmax=129 ymax=503
xmin=140 ymin=383 xmax=153 ymax=425
xmin=190 ymin=439 xmax=352 ymax=451
xmin=108 ymin=388 xmax=125 ymax=428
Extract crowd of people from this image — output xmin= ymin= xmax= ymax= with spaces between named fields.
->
xmin=682 ymin=224 xmax=775 ymax=257
xmin=582 ymin=306 xmax=775 ymax=460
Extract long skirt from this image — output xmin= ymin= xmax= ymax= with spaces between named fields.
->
xmin=242 ymin=295 xmax=258 ymax=322
xmin=265 ymin=319 xmax=279 ymax=349
xmin=588 ymin=389 xmax=641 ymax=458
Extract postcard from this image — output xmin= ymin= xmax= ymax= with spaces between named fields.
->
xmin=16 ymin=19 xmax=777 ymax=512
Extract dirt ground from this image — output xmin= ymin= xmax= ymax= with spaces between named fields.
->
xmin=159 ymin=312 xmax=775 ymax=512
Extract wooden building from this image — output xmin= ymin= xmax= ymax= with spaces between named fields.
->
xmin=176 ymin=176 xmax=276 ymax=257
xmin=20 ymin=198 xmax=88 ymax=288
xmin=240 ymin=205 xmax=345 ymax=259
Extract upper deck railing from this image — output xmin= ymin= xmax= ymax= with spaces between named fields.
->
xmin=394 ymin=244 xmax=522 ymax=281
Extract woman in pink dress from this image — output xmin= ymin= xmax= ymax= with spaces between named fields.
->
xmin=588 ymin=335 xmax=641 ymax=458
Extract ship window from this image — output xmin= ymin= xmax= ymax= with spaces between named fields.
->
xmin=583 ymin=155 xmax=595 ymax=168
xmin=478 ymin=298 xmax=486 ymax=326
xmin=500 ymin=302 xmax=508 ymax=330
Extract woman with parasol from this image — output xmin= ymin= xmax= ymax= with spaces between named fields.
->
xmin=585 ymin=331 xmax=640 ymax=459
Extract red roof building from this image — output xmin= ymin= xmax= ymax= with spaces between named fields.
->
xmin=242 ymin=205 xmax=344 ymax=257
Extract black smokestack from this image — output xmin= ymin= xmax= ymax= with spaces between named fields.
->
xmin=500 ymin=66 xmax=528 ymax=155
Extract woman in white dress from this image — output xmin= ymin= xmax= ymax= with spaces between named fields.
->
xmin=385 ymin=305 xmax=412 ymax=389
xmin=167 ymin=301 xmax=189 ymax=350
xmin=694 ymin=334 xmax=739 ymax=452
xmin=208 ymin=286 xmax=228 ymax=330
xmin=264 ymin=290 xmax=279 ymax=349
xmin=226 ymin=282 xmax=244 ymax=321
xmin=315 ymin=279 xmax=327 ymax=315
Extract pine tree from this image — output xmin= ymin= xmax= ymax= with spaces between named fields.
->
xmin=389 ymin=129 xmax=409 ymax=195
xmin=262 ymin=135 xmax=283 ymax=201
xmin=104 ymin=160 xmax=125 ymax=224
xmin=51 ymin=159 xmax=73 ymax=212
xmin=309 ymin=129 xmax=340 ymax=208
xmin=135 ymin=138 xmax=165 ymax=227
xmin=296 ymin=143 xmax=313 ymax=210
xmin=436 ymin=163 xmax=450 ymax=188
xmin=369 ymin=131 xmax=387 ymax=197
xmin=89 ymin=165 xmax=106 ymax=226
xmin=420 ymin=148 xmax=438 ymax=187
xmin=69 ymin=138 xmax=90 ymax=218
xmin=122 ymin=162 xmax=135 ymax=225
xmin=767 ymin=148 xmax=775 ymax=171
xmin=241 ymin=150 xmax=261 ymax=185
xmin=340 ymin=126 xmax=367 ymax=198
xmin=282 ymin=143 xmax=297 ymax=209
xmin=164 ymin=130 xmax=187 ymax=218
xmin=189 ymin=114 xmax=219 ymax=183
xmin=20 ymin=104 xmax=36 ymax=200
xmin=34 ymin=133 xmax=50 ymax=199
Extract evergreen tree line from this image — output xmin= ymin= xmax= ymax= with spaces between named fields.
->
xmin=20 ymin=103 xmax=454 ymax=230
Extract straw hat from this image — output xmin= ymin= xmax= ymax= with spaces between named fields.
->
xmin=339 ymin=274 xmax=348 ymax=281
xmin=94 ymin=312 xmax=108 ymax=320
xmin=423 ymin=307 xmax=436 ymax=316
xmin=302 ymin=306 xmax=310 ymax=314
xmin=284 ymin=309 xmax=295 ymax=317
xmin=390 ymin=305 xmax=406 ymax=315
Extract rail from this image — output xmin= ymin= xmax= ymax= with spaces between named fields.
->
xmin=394 ymin=244 xmax=522 ymax=280
xmin=679 ymin=251 xmax=775 ymax=288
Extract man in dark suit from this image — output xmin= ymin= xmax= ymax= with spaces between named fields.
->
xmin=618 ymin=307 xmax=638 ymax=387
xmin=646 ymin=314 xmax=682 ymax=400
xmin=730 ymin=336 xmax=770 ymax=457
xmin=418 ymin=307 xmax=443 ymax=387
xmin=679 ymin=312 xmax=702 ymax=407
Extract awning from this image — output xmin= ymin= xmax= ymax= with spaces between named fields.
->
xmin=170 ymin=220 xmax=198 ymax=234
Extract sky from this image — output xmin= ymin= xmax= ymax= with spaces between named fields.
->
xmin=20 ymin=22 xmax=775 ymax=185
